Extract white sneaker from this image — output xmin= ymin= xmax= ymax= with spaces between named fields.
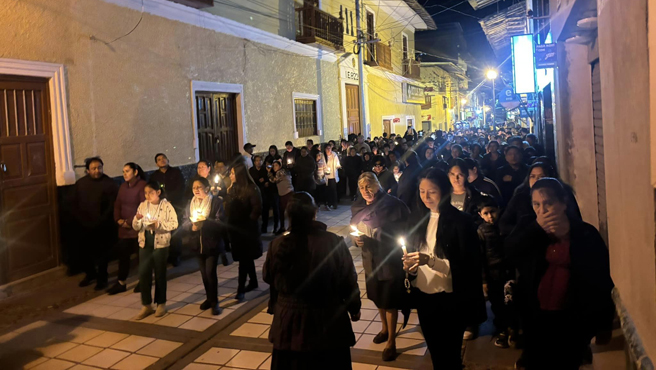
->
xmin=135 ymin=305 xmax=154 ymax=320
xmin=155 ymin=304 xmax=167 ymax=317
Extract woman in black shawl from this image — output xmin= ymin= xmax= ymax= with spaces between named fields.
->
xmin=351 ymin=172 xmax=409 ymax=361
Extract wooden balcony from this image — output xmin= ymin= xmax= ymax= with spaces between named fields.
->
xmin=295 ymin=6 xmax=344 ymax=51
xmin=364 ymin=42 xmax=392 ymax=71
xmin=403 ymin=59 xmax=421 ymax=80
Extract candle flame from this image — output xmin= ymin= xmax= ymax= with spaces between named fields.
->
xmin=287 ymin=158 xmax=292 ymax=164
xmin=350 ymin=225 xmax=358 ymax=232
xmin=398 ymin=237 xmax=405 ymax=246
xmin=214 ymin=174 xmax=220 ymax=183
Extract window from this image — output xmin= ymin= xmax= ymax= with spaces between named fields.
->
xmin=421 ymin=95 xmax=432 ymax=110
xmin=292 ymin=93 xmax=322 ymax=138
xmin=402 ymin=33 xmax=409 ymax=61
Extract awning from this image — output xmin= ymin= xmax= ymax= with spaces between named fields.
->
xmin=479 ymin=1 xmax=527 ymax=58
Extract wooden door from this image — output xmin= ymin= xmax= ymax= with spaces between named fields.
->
xmin=383 ymin=119 xmax=391 ymax=136
xmin=345 ymin=84 xmax=361 ymax=135
xmin=196 ymin=92 xmax=239 ymax=163
xmin=0 ymin=75 xmax=59 ymax=284
xmin=591 ymin=61 xmax=608 ymax=244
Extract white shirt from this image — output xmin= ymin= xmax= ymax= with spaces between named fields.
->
xmin=242 ymin=154 xmax=253 ymax=169
xmin=324 ymin=152 xmax=341 ymax=181
xmin=412 ymin=211 xmax=453 ymax=294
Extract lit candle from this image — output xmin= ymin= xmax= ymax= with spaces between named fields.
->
xmin=287 ymin=158 xmax=292 ymax=165
xmin=398 ymin=237 xmax=407 ymax=255
xmin=214 ymin=174 xmax=220 ymax=185
xmin=350 ymin=225 xmax=364 ymax=237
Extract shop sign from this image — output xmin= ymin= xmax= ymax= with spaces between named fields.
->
xmin=341 ymin=69 xmax=359 ymax=82
xmin=403 ymin=83 xmax=425 ymax=104
xmin=535 ymin=43 xmax=557 ymax=68
xmin=499 ymin=88 xmax=520 ymax=110
xmin=393 ymin=118 xmax=401 ymax=123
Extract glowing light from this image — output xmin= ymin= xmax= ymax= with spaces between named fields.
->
xmin=486 ymin=69 xmax=498 ymax=80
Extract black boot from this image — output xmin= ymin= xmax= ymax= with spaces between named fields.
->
xmin=107 ymin=282 xmax=126 ymax=295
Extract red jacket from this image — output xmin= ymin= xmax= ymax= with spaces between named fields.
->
xmin=114 ymin=178 xmax=146 ymax=239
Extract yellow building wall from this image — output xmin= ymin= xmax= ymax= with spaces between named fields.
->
xmin=1 ymin=0 xmax=341 ymax=177
xmin=366 ymin=71 xmax=421 ymax=138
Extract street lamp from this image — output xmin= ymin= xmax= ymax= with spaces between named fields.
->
xmin=486 ymin=69 xmax=498 ymax=131
xmin=461 ymin=98 xmax=467 ymax=105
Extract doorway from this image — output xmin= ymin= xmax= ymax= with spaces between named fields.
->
xmin=345 ymin=84 xmax=361 ymax=135
xmin=0 ymin=75 xmax=59 ymax=285
xmin=195 ymin=92 xmax=239 ymax=163
xmin=383 ymin=119 xmax=391 ymax=136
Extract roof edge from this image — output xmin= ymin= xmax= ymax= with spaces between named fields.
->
xmin=403 ymin=0 xmax=437 ymax=30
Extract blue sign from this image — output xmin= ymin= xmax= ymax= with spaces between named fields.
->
xmin=520 ymin=109 xmax=529 ymax=118
xmin=499 ymin=88 xmax=520 ymax=110
xmin=535 ymin=43 xmax=557 ymax=68
xmin=511 ymin=34 xmax=536 ymax=94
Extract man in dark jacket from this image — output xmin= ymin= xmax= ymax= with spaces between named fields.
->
xmin=282 ymin=141 xmax=300 ymax=169
xmin=294 ymin=147 xmax=317 ymax=194
xmin=150 ymin=153 xmax=186 ymax=266
xmin=465 ymin=158 xmax=503 ymax=205
xmin=250 ymin=155 xmax=278 ymax=233
xmin=396 ymin=151 xmax=421 ymax=211
xmin=75 ymin=157 xmax=119 ymax=290
xmin=495 ymin=146 xmax=528 ymax=203
xmin=480 ymin=141 xmax=506 ymax=180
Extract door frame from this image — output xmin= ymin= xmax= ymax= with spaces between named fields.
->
xmin=0 ymin=58 xmax=74 ymax=186
xmin=382 ymin=115 xmax=395 ymax=134
xmin=190 ymin=81 xmax=246 ymax=162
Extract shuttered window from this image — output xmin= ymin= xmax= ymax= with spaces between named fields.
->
xmin=294 ymin=98 xmax=318 ymax=137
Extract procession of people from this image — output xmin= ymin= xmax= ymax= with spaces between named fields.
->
xmin=69 ymin=124 xmax=615 ymax=370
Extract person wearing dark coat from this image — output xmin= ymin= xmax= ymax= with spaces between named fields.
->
xmin=265 ymin=145 xmax=282 ymax=166
xmin=282 ymin=141 xmax=301 ymax=170
xmin=446 ymin=159 xmax=484 ymax=218
xmin=499 ymin=162 xmax=582 ymax=236
xmin=250 ymin=155 xmax=279 ymax=234
xmin=75 ymin=157 xmax=119 ymax=290
xmin=465 ymin=158 xmax=503 ymax=205
xmin=495 ymin=146 xmax=529 ymax=205
xmin=150 ymin=153 xmax=186 ymax=267
xmin=343 ymin=147 xmax=362 ymax=200
xmin=403 ymin=168 xmax=486 ymax=370
xmin=225 ymin=162 xmax=263 ymax=302
xmin=504 ymin=178 xmax=614 ymax=370
xmin=293 ymin=146 xmax=317 ymax=194
xmin=480 ymin=141 xmax=506 ymax=179
xmin=372 ymin=155 xmax=397 ymax=195
xmin=264 ymin=192 xmax=361 ymax=370
xmin=361 ymin=152 xmax=374 ymax=173
xmin=182 ymin=177 xmax=226 ymax=315
xmin=351 ymin=173 xmax=410 ymax=361
xmin=396 ymin=150 xmax=421 ymax=211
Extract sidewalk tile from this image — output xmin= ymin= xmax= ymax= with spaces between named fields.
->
xmin=69 ymin=364 xmax=102 ymax=370
xmin=14 ymin=320 xmax=49 ymax=333
xmin=224 ymin=350 xmax=270 ymax=369
xmin=179 ymin=317 xmax=216 ymax=331
xmin=111 ymin=354 xmax=158 ymax=369
xmin=32 ymin=358 xmax=75 ymax=370
xmin=136 ymin=339 xmax=181 ymax=357
xmin=181 ymin=293 xmax=206 ymax=304
xmin=258 ymin=327 xmax=270 ymax=339
xmin=37 ymin=342 xmax=79 ymax=357
xmin=351 ymin=320 xmax=371 ymax=334
xmin=182 ymin=364 xmax=219 ymax=370
xmin=154 ymin=314 xmax=191 ymax=328
xmin=107 ymin=307 xmax=141 ymax=321
xmin=198 ymin=307 xmax=234 ymax=319
xmin=85 ymin=332 xmax=130 ymax=347
xmin=82 ymin=349 xmax=130 ymax=368
xmin=166 ymin=301 xmax=188 ymax=312
xmin=231 ymin=323 xmax=269 ymax=338
xmin=248 ymin=313 xmax=273 ymax=325
xmin=175 ymin=304 xmax=204 ymax=316
xmin=354 ymin=334 xmax=387 ymax=352
xmin=195 ymin=347 xmax=240 ymax=365
xmin=23 ymin=357 xmax=49 ymax=369
xmin=111 ymin=336 xmax=155 ymax=352
xmin=352 ymin=363 xmax=377 ymax=370
xmin=359 ymin=309 xmax=378 ymax=321
xmin=168 ymin=283 xmax=197 ymax=292
xmin=89 ymin=305 xmax=125 ymax=318
xmin=57 ymin=344 xmax=104 ymax=362
xmin=258 ymin=356 xmax=272 ymax=369
xmin=395 ymin=337 xmax=426 ymax=356
xmin=68 ymin=328 xmax=106 ymax=344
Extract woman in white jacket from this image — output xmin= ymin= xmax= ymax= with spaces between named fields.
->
xmin=323 ymin=144 xmax=341 ymax=210
xmin=132 ymin=180 xmax=178 ymax=320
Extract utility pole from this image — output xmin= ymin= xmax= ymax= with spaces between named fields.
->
xmin=492 ymin=78 xmax=496 ymax=132
xmin=355 ymin=0 xmax=367 ymax=138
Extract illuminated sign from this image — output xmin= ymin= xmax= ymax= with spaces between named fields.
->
xmin=511 ymin=34 xmax=536 ymax=94
xmin=402 ymin=83 xmax=425 ymax=104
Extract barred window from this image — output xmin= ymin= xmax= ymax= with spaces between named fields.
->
xmin=294 ymin=98 xmax=318 ymax=137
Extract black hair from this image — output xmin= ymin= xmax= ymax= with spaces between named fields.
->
xmin=531 ymin=177 xmax=568 ymax=204
xmin=471 ymin=143 xmax=481 ymax=152
xmin=509 ymin=136 xmax=523 ymax=145
xmin=198 ymin=159 xmax=212 ymax=168
xmin=124 ymin=162 xmax=145 ymax=179
xmin=526 ymin=133 xmax=538 ymax=141
xmin=306 ymin=139 xmax=314 ymax=145
xmin=269 ymin=145 xmax=279 ymax=153
xmin=383 ymin=144 xmax=390 ymax=149
xmin=425 ymin=137 xmax=434 ymax=142
xmin=145 ymin=179 xmax=166 ymax=199
xmin=285 ymin=141 xmax=293 ymax=147
xmin=269 ymin=192 xmax=321 ymax=296
xmin=372 ymin=155 xmax=387 ymax=168
xmin=504 ymin=145 xmax=522 ymax=155
xmin=192 ymin=176 xmax=211 ymax=190
xmin=451 ymin=144 xmax=463 ymax=152
xmin=253 ymin=154 xmax=262 ymax=161
xmin=464 ymin=158 xmax=480 ymax=171
xmin=402 ymin=150 xmax=419 ymax=167
xmin=477 ymin=194 xmax=499 ymax=211
xmin=447 ymin=158 xmax=469 ymax=182
xmin=85 ymin=156 xmax=103 ymax=170
xmin=154 ymin=153 xmax=167 ymax=162
xmin=300 ymin=146 xmax=309 ymax=152
xmin=488 ymin=140 xmax=500 ymax=148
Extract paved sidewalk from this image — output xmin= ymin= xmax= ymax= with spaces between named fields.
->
xmin=0 ymin=199 xmax=626 ymax=370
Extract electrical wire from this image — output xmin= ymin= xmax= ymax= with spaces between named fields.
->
xmin=105 ymin=0 xmax=145 ymax=45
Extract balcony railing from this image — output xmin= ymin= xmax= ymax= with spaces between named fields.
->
xmin=403 ymin=59 xmax=421 ymax=80
xmin=364 ymin=42 xmax=392 ymax=71
xmin=295 ymin=6 xmax=344 ymax=51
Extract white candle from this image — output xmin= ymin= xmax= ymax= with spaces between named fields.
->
xmin=398 ymin=237 xmax=407 ymax=255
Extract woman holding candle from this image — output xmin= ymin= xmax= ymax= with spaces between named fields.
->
xmin=269 ymin=160 xmax=294 ymax=233
xmin=351 ymin=172 xmax=409 ymax=361
xmin=182 ymin=177 xmax=226 ymax=315
xmin=133 ymin=180 xmax=179 ymax=320
xmin=402 ymin=168 xmax=485 ymax=369
xmin=226 ymin=161 xmax=263 ymax=301
xmin=263 ymin=192 xmax=361 ymax=369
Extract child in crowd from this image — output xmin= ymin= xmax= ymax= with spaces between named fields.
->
xmin=133 ymin=180 xmax=179 ymax=320
xmin=477 ymin=195 xmax=512 ymax=348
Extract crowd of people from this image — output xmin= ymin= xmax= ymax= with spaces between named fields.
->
xmin=66 ymin=124 xmax=615 ymax=370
